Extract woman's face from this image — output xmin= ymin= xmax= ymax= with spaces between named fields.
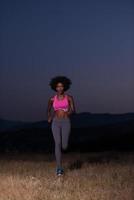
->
xmin=56 ymin=82 xmax=64 ymax=93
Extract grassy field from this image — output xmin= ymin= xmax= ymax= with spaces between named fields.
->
xmin=0 ymin=151 xmax=134 ymax=200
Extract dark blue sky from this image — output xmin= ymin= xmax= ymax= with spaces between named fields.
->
xmin=0 ymin=0 xmax=134 ymax=121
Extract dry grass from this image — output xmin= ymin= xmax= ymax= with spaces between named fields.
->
xmin=0 ymin=151 xmax=134 ymax=200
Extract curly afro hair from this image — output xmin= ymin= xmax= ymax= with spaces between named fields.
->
xmin=49 ymin=75 xmax=72 ymax=91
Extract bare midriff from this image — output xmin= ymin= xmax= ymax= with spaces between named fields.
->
xmin=53 ymin=110 xmax=69 ymax=119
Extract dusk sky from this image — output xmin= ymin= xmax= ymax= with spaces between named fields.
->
xmin=0 ymin=0 xmax=134 ymax=122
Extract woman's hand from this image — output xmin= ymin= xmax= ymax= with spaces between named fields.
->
xmin=47 ymin=116 xmax=52 ymax=123
xmin=66 ymin=111 xmax=71 ymax=116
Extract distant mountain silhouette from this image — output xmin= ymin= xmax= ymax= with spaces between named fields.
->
xmin=70 ymin=112 xmax=134 ymax=128
xmin=0 ymin=112 xmax=134 ymax=132
xmin=0 ymin=118 xmax=48 ymax=132
xmin=0 ymin=113 xmax=134 ymax=152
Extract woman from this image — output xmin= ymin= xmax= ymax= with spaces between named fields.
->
xmin=47 ymin=75 xmax=76 ymax=176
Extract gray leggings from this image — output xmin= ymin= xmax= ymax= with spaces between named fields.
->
xmin=51 ymin=117 xmax=71 ymax=168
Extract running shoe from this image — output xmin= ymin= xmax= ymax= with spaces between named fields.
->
xmin=56 ymin=167 xmax=64 ymax=176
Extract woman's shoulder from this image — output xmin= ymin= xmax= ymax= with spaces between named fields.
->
xmin=50 ymin=95 xmax=56 ymax=101
xmin=66 ymin=94 xmax=73 ymax=100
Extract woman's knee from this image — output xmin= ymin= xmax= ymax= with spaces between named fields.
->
xmin=55 ymin=142 xmax=61 ymax=149
xmin=62 ymin=142 xmax=68 ymax=150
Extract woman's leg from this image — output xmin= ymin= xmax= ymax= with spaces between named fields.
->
xmin=51 ymin=119 xmax=62 ymax=168
xmin=61 ymin=118 xmax=71 ymax=151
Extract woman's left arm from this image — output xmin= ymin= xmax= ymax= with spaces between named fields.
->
xmin=67 ymin=95 xmax=76 ymax=115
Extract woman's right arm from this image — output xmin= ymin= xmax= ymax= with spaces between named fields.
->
xmin=46 ymin=97 xmax=53 ymax=123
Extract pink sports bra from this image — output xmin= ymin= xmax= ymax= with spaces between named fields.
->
xmin=52 ymin=94 xmax=69 ymax=112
